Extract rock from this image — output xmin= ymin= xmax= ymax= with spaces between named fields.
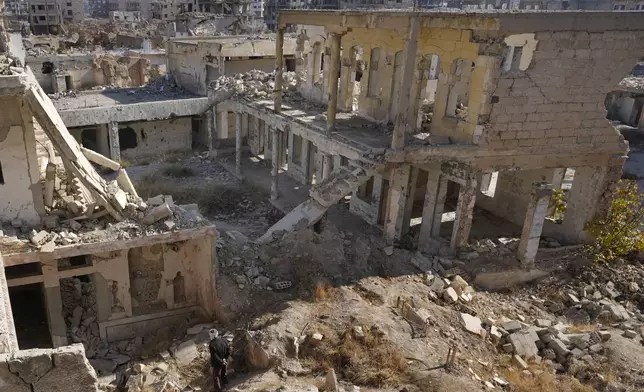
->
xmin=459 ymin=251 xmax=479 ymax=261
xmin=443 ymin=287 xmax=458 ymax=303
xmin=490 ymin=326 xmax=503 ymax=341
xmin=623 ymin=329 xmax=638 ymax=339
xmin=607 ymin=304 xmax=630 ymax=321
xmin=352 ymin=326 xmax=365 ymax=340
xmin=8 ymin=351 xmax=54 ymax=384
xmin=502 ymin=320 xmax=522 ymax=333
xmin=133 ymin=363 xmax=147 ymax=374
xmin=383 ymin=246 xmax=394 ymax=256
xmin=450 ymin=275 xmax=469 ymax=295
xmin=428 ymin=276 xmax=446 ymax=292
xmin=629 ymin=282 xmax=640 ymax=292
xmin=154 ymin=363 xmax=169 ymax=373
xmin=71 ymin=306 xmax=83 ymax=329
xmin=254 ymin=275 xmax=270 ymax=287
xmin=325 ymin=368 xmax=339 ymax=392
xmin=173 ymin=340 xmax=198 ymax=366
xmin=493 ymin=377 xmax=509 ymax=387
xmin=89 ymin=359 xmax=116 ymax=374
xmin=142 ymin=203 xmax=173 ymax=225
xmin=535 ymin=319 xmax=551 ymax=328
xmin=40 ymin=240 xmax=56 ymax=253
xmin=234 ymin=275 xmax=246 ymax=285
xmin=460 ymin=313 xmax=483 ymax=335
xmin=245 ymin=266 xmax=260 ymax=279
xmin=567 ymin=293 xmax=580 ymax=304
xmin=147 ymin=195 xmax=164 ymax=206
xmin=309 ymin=333 xmax=324 ymax=346
xmin=164 ymin=220 xmax=176 ymax=230
xmin=186 ymin=324 xmax=209 ymax=335
xmin=513 ymin=354 xmax=529 ymax=370
xmin=509 ymin=330 xmax=540 ymax=359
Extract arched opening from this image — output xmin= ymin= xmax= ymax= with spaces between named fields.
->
xmin=119 ymin=126 xmax=138 ymax=151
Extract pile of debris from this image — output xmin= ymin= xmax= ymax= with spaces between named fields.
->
xmin=209 ymin=70 xmax=301 ymax=102
xmin=617 ymin=62 xmax=644 ymax=91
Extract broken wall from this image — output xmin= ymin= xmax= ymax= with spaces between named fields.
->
xmin=0 ymin=344 xmax=98 ymax=392
xmin=0 ymin=95 xmax=44 ymax=225
xmin=482 ymin=31 xmax=642 ymax=154
xmin=167 ymin=41 xmax=209 ymax=96
xmin=119 ymin=117 xmax=192 ymax=161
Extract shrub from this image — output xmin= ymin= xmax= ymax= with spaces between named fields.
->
xmin=548 ymin=188 xmax=568 ymax=223
xmin=585 ymin=180 xmax=644 ymax=263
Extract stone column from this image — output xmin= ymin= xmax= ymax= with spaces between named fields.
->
xmin=96 ymin=124 xmax=110 ymax=157
xmin=42 ymin=264 xmax=68 ymax=348
xmin=451 ymin=177 xmax=477 ymax=250
xmin=235 ymin=112 xmax=242 ymax=177
xmin=518 ymin=182 xmax=553 ymax=265
xmin=384 ymin=164 xmax=411 ymax=244
xmin=418 ymin=168 xmax=447 ymax=252
xmin=0 ymin=252 xmax=18 ymax=353
xmin=206 ymin=109 xmax=214 ymax=153
xmin=271 ymin=127 xmax=279 ymax=200
xmin=108 ymin=121 xmax=120 ymax=162
xmin=219 ymin=110 xmax=229 ymax=139
xmin=322 ymin=154 xmax=333 ymax=180
xmin=401 ymin=166 xmax=420 ymax=236
xmin=274 ymin=27 xmax=285 ymax=113
xmin=391 ymin=17 xmax=419 ymax=149
xmin=326 ymin=32 xmax=342 ymax=135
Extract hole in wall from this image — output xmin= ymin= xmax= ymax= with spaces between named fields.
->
xmin=119 ymin=127 xmax=138 ymax=151
xmin=9 ymin=283 xmax=53 ymax=349
xmin=42 ymin=61 xmax=54 ymax=74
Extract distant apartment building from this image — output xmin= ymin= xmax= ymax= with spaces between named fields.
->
xmin=6 ymin=0 xmax=30 ymax=18
xmin=28 ymin=0 xmax=63 ymax=34
xmin=109 ymin=10 xmax=141 ymax=21
xmin=61 ymin=0 xmax=85 ymax=21
xmin=612 ymin=0 xmax=644 ymax=8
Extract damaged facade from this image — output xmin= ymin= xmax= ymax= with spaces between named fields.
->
xmin=201 ymin=10 xmax=643 ymax=265
xmin=0 ymin=63 xmax=217 ymax=390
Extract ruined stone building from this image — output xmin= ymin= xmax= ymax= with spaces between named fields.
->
xmin=201 ymin=10 xmax=644 ymax=265
xmin=0 ymin=40 xmax=217 ymax=392
xmin=606 ymin=63 xmax=644 ymax=129
xmin=27 ymin=0 xmax=84 ymax=33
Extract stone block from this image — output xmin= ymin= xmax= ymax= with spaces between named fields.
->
xmin=509 ymin=331 xmax=539 ymax=359
xmin=0 ymin=361 xmax=30 ymax=392
xmin=460 ymin=313 xmax=482 ymax=335
xmin=8 ymin=350 xmax=53 ymax=384
xmin=623 ymin=330 xmax=637 ymax=339
xmin=502 ymin=320 xmax=522 ymax=333
xmin=33 ymin=344 xmax=98 ymax=392
xmin=142 ymin=203 xmax=173 ymax=225
xmin=547 ymin=338 xmax=570 ymax=358
xmin=535 ymin=319 xmax=551 ymax=328
xmin=173 ymin=340 xmax=198 ymax=367
xmin=443 ymin=287 xmax=458 ymax=303
xmin=513 ymin=354 xmax=529 ymax=370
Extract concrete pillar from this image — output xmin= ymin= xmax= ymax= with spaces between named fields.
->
xmin=0 ymin=253 xmax=18 ymax=353
xmin=561 ymin=161 xmax=624 ymax=243
xmin=235 ymin=112 xmax=242 ymax=177
xmin=518 ymin=183 xmax=553 ymax=265
xmin=274 ymin=27 xmax=285 ymax=113
xmin=384 ymin=164 xmax=412 ymax=244
xmin=108 ymin=121 xmax=120 ymax=162
xmin=326 ymin=32 xmax=342 ymax=135
xmin=271 ymin=127 xmax=279 ymax=200
xmin=315 ymin=151 xmax=324 ymax=182
xmin=218 ymin=110 xmax=229 ymax=139
xmin=402 ymin=166 xmax=420 ymax=235
xmin=339 ymin=55 xmax=352 ymax=111
xmin=96 ymin=125 xmax=110 ymax=157
xmin=391 ymin=17 xmax=419 ymax=149
xmin=418 ymin=169 xmax=447 ymax=251
xmin=451 ymin=177 xmax=477 ymax=250
xmin=42 ymin=264 xmax=68 ymax=348
xmin=302 ymin=138 xmax=312 ymax=184
xmin=322 ymin=154 xmax=333 ymax=180
xmin=206 ymin=109 xmax=214 ymax=153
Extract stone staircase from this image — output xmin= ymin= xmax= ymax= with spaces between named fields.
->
xmin=257 ymin=162 xmax=382 ymax=243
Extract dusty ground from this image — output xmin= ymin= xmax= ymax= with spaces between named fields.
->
xmin=98 ymin=151 xmax=644 ymax=392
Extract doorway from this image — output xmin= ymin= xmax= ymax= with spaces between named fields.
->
xmin=9 ymin=283 xmax=53 ymax=349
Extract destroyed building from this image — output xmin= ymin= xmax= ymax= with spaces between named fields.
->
xmin=0 ymin=44 xmax=217 ymax=392
xmin=167 ymin=35 xmax=297 ymax=95
xmin=606 ymin=62 xmax=644 ymax=129
xmin=195 ymin=10 xmax=644 ymax=266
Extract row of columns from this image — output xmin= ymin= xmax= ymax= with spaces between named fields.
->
xmin=384 ymin=164 xmax=555 ymax=265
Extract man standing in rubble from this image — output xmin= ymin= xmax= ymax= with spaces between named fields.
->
xmin=209 ymin=329 xmax=230 ymax=392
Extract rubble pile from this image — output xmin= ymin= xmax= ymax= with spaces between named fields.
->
xmin=1 ymin=193 xmax=207 ymax=253
xmin=60 ymin=277 xmax=104 ymax=359
xmin=617 ymin=62 xmax=644 ymax=90
xmin=209 ymin=70 xmax=301 ymax=102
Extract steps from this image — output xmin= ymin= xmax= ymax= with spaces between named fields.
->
xmin=257 ymin=163 xmax=381 ymax=243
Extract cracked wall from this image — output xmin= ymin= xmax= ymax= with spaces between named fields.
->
xmin=118 ymin=117 xmax=192 ymax=162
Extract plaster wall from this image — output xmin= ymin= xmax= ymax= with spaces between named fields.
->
xmin=119 ymin=117 xmax=192 ymax=161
